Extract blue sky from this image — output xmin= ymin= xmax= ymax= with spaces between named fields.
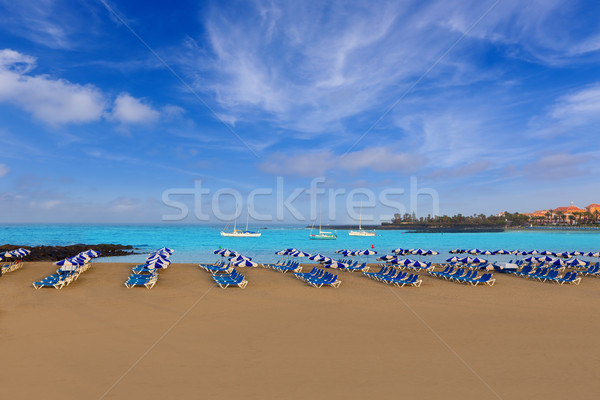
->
xmin=0 ymin=0 xmax=599 ymax=224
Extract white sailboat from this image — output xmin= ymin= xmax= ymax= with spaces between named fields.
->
xmin=309 ymin=208 xmax=337 ymax=240
xmin=221 ymin=208 xmax=261 ymax=237
xmin=349 ymin=202 xmax=375 ymax=237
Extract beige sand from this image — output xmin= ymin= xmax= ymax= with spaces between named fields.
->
xmin=1 ymin=261 xmax=599 ymax=400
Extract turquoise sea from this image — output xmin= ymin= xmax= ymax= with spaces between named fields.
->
xmin=1 ymin=224 xmax=599 ymax=264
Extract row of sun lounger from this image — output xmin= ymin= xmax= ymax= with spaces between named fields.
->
xmin=333 ymin=260 xmax=369 ymax=272
xmin=293 ymin=267 xmax=341 ymax=288
xmin=211 ymin=269 xmax=248 ymax=289
xmin=580 ymin=264 xmax=600 ymax=276
xmin=395 ymin=261 xmax=435 ymax=272
xmin=125 ymin=271 xmax=158 ymax=288
xmin=506 ymin=266 xmax=581 ymax=284
xmin=199 ymin=261 xmax=235 ymax=274
xmin=263 ymin=260 xmax=302 ymax=273
xmin=362 ymin=267 xmax=422 ymax=287
xmin=199 ymin=260 xmax=248 ymax=288
xmin=428 ymin=267 xmax=495 ymax=286
xmin=32 ymin=270 xmax=82 ymax=289
xmin=125 ymin=248 xmax=173 ymax=289
xmin=33 ymin=252 xmax=97 ymax=289
xmin=1 ymin=260 xmax=24 ymax=274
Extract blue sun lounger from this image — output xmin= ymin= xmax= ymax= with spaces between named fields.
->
xmin=363 ymin=266 xmax=390 ymax=280
xmin=212 ymin=269 xmax=248 ymax=289
xmin=304 ymin=271 xmax=341 ymax=288
xmin=32 ymin=274 xmax=67 ymax=289
xmin=553 ymin=271 xmax=581 ymax=285
xmin=468 ymin=273 xmax=495 ymax=286
xmin=581 ymin=264 xmax=600 ymax=276
xmin=393 ymin=273 xmax=422 ymax=287
xmin=125 ymin=272 xmax=158 ymax=288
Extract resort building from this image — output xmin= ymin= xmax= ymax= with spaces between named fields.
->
xmin=586 ymin=204 xmax=600 ymax=213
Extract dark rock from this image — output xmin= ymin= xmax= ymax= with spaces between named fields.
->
xmin=0 ymin=244 xmax=137 ymax=261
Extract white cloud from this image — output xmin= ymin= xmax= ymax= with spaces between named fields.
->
xmin=0 ymin=163 xmax=9 ymax=177
xmin=109 ymin=93 xmax=160 ymax=124
xmin=258 ymin=147 xmax=423 ymax=177
xmin=0 ymin=49 xmax=106 ymax=124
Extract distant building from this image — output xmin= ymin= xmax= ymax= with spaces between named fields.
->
xmin=531 ymin=209 xmax=550 ymax=217
xmin=553 ymin=203 xmax=584 ymax=215
xmin=586 ymin=204 xmax=600 ymax=213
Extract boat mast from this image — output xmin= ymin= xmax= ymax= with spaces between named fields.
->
xmin=319 ymin=207 xmax=322 ymax=234
xmin=245 ymin=207 xmax=249 ymax=232
xmin=359 ymin=201 xmax=362 ymax=230
xmin=233 ymin=205 xmax=238 ymax=232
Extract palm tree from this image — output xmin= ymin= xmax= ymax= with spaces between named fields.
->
xmin=555 ymin=211 xmax=564 ymax=225
xmin=545 ymin=210 xmax=552 ymax=225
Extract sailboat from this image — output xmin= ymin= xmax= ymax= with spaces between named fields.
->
xmin=309 ymin=208 xmax=337 ymax=240
xmin=349 ymin=202 xmax=376 ymax=237
xmin=221 ymin=208 xmax=261 ymax=237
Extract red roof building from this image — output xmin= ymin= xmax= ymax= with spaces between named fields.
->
xmin=586 ymin=204 xmax=600 ymax=213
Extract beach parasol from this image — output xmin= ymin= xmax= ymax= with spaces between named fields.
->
xmin=309 ymin=254 xmax=326 ymax=262
xmin=522 ymin=256 xmax=538 ymax=263
xmin=411 ymin=260 xmax=428 ymax=268
xmin=233 ymin=259 xmax=258 ymax=267
xmin=325 ymin=261 xmax=346 ymax=269
xmin=549 ymin=259 xmax=565 ymax=267
xmin=566 ymin=258 xmax=586 ymax=267
xmin=229 ymin=255 xmax=252 ymax=262
xmin=146 ymin=258 xmax=171 ymax=268
xmin=537 ymin=255 xmax=556 ymax=263
xmin=359 ymin=249 xmax=377 ymax=262
xmin=293 ymin=251 xmax=312 ymax=258
xmin=391 ymin=258 xmax=415 ymax=266
xmin=83 ymin=249 xmax=101 ymax=257
xmin=470 ymin=257 xmax=487 ymax=264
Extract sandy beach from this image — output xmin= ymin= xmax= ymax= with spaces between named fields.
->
xmin=1 ymin=261 xmax=599 ymax=400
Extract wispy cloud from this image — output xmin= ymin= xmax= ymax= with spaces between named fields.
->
xmin=522 ymin=153 xmax=591 ymax=180
xmin=259 ymin=146 xmax=423 ymax=177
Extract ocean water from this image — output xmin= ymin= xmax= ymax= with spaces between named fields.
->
xmin=1 ymin=224 xmax=599 ymax=264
